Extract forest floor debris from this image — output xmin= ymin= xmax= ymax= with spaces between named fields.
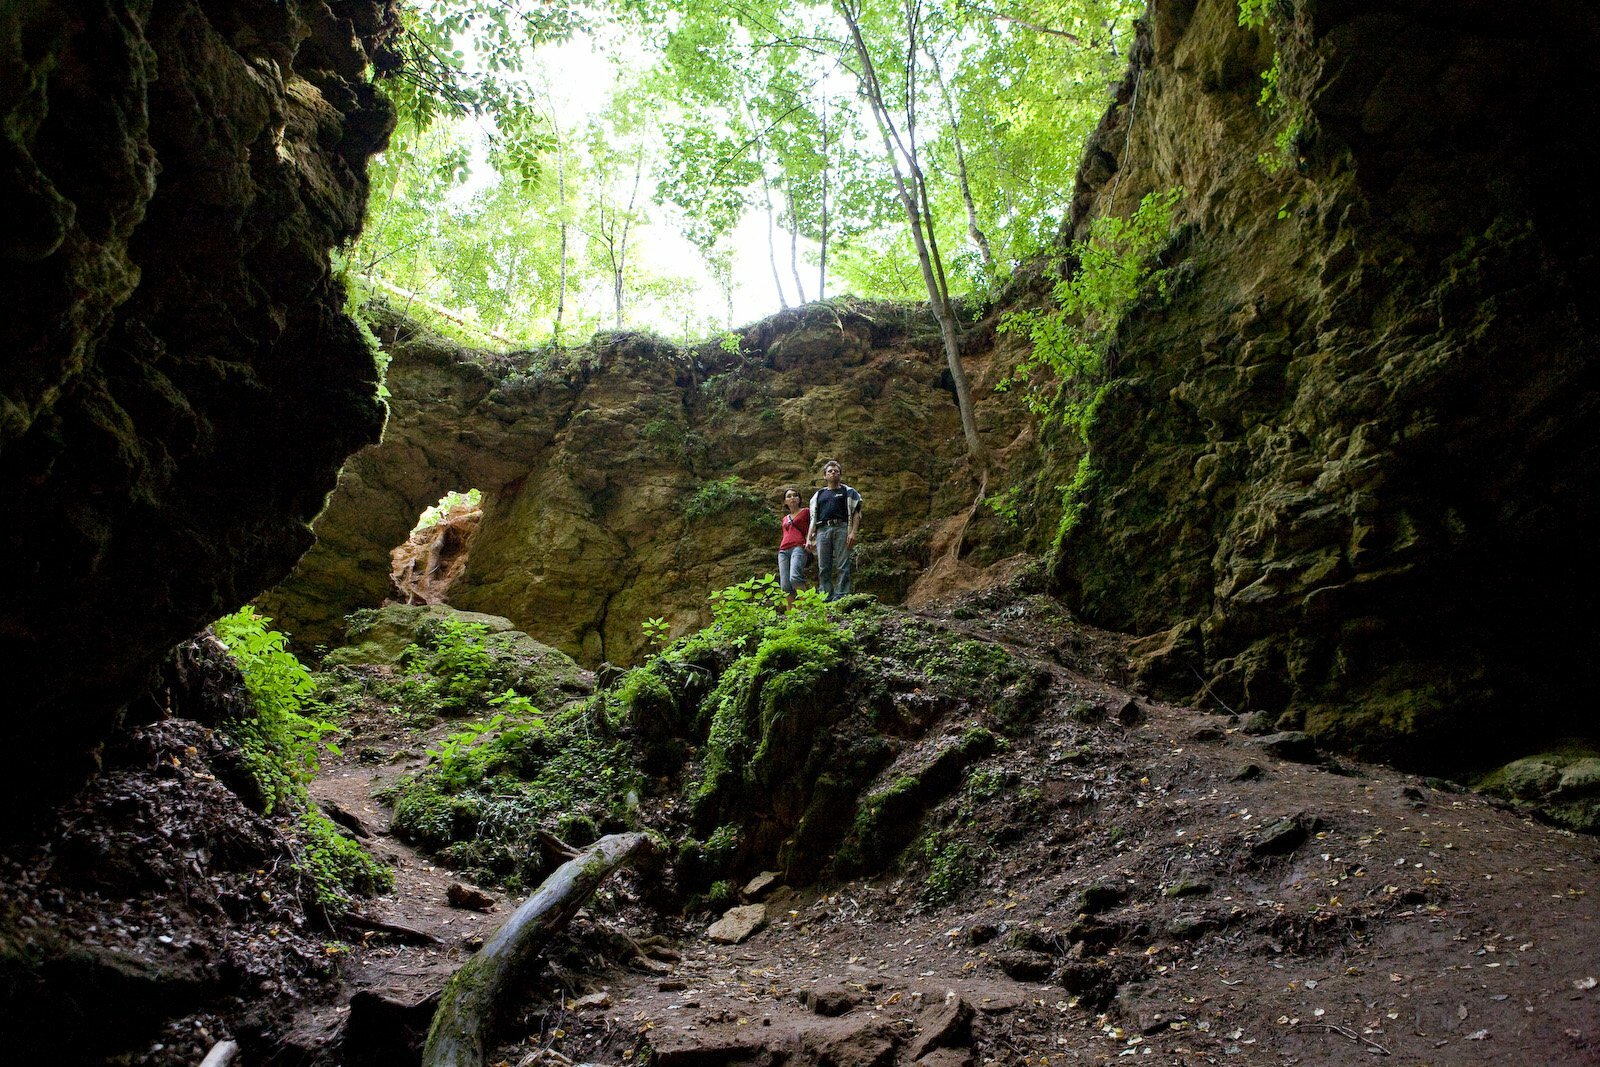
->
xmin=3 ymin=585 xmax=1597 ymax=1065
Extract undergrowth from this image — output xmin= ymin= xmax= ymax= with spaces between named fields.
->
xmin=683 ymin=475 xmax=769 ymax=528
xmin=382 ymin=617 xmax=551 ymax=722
xmin=414 ymin=488 xmax=481 ymax=532
xmin=386 ymin=700 xmax=640 ymax=892
xmin=998 ymin=188 xmax=1182 ymax=553
xmin=214 ymin=608 xmax=393 ymax=917
xmin=1238 ymin=0 xmax=1307 ymax=173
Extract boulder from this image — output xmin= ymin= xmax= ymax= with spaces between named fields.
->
xmin=707 ymin=904 xmax=767 ymax=945
xmin=742 ymin=871 xmax=782 ymax=901
xmin=906 ymin=994 xmax=975 ymax=1061
xmin=1478 ymin=748 xmax=1600 ymax=833
xmin=1255 ymin=732 xmax=1321 ymax=764
xmin=323 ymin=604 xmax=520 ymax=666
xmin=801 ymin=982 xmax=858 ymax=1017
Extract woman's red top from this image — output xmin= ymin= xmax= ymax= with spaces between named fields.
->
xmin=779 ymin=508 xmax=810 ymax=550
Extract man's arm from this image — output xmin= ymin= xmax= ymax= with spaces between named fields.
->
xmin=805 ymin=491 xmax=820 ymax=548
xmin=846 ymin=489 xmax=862 ymax=546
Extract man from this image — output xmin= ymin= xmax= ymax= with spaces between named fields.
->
xmin=804 ymin=459 xmax=863 ymax=601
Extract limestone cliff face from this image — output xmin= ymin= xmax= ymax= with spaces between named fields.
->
xmin=261 ymin=303 xmax=1038 ymax=664
xmin=0 ymin=1 xmax=397 ymax=807
xmin=1052 ymin=0 xmax=1600 ymax=765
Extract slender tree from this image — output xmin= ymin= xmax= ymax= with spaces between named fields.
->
xmin=837 ymin=0 xmax=986 ymax=467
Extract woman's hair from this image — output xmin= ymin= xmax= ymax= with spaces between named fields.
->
xmin=781 ymin=486 xmax=800 ymax=501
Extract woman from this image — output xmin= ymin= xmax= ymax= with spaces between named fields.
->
xmin=776 ymin=487 xmax=810 ymax=603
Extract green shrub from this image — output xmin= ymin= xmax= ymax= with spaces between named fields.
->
xmin=1237 ymin=0 xmax=1306 ymax=172
xmin=706 ymin=879 xmax=737 ymax=911
xmin=963 ymin=766 xmax=1007 ymax=802
xmin=397 ymin=618 xmax=503 ymax=717
xmin=683 ymin=475 xmax=767 ymax=526
xmin=703 ymin=824 xmax=740 ymax=868
xmin=298 ymin=809 xmax=394 ymax=915
xmin=214 ymin=607 xmax=389 ymax=917
xmin=918 ymin=832 xmax=979 ymax=905
xmin=998 ymin=187 xmax=1182 ymax=437
xmin=214 ymin=607 xmax=337 ymax=814
xmin=985 ymin=484 xmax=1026 ymax=529
xmin=707 ymin=575 xmax=789 ymax=648
xmin=641 ymin=616 xmax=671 ymax=649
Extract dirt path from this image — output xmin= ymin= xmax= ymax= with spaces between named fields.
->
xmin=501 ymin=691 xmax=1600 ymax=1066
xmin=286 ymin=750 xmax=516 ymax=1056
xmin=296 ymin=611 xmax=1600 ymax=1066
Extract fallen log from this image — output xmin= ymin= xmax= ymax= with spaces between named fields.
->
xmin=421 ymin=831 xmax=657 ymax=1067
xmin=198 ymin=1040 xmax=240 ymax=1067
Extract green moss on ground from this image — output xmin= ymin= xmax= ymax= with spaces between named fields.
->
xmin=609 ymin=586 xmax=1053 ymax=891
xmin=386 ymin=702 xmax=640 ymax=891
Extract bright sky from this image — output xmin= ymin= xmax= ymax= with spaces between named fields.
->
xmin=451 ymin=31 xmax=822 ymax=337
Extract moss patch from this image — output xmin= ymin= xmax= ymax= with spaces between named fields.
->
xmin=1477 ymin=744 xmax=1600 ymax=834
xmin=386 ymin=702 xmax=640 ymax=891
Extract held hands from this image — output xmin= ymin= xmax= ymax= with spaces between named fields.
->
xmin=846 ymin=532 xmax=857 ymax=548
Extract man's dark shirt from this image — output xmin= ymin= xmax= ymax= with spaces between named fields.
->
xmin=811 ymin=484 xmax=862 ymax=525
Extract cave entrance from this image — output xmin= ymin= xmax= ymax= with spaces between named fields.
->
xmin=390 ymin=489 xmax=484 ymax=606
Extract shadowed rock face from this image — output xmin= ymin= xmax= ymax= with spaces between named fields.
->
xmin=0 ymin=0 xmax=398 ymax=810
xmin=1053 ymin=0 xmax=1600 ymax=766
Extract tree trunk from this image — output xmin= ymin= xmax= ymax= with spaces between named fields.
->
xmin=614 ymin=153 xmax=644 ymax=331
xmin=788 ymin=176 xmax=807 ymax=304
xmin=818 ymin=99 xmax=830 ymax=300
xmin=421 ymin=832 xmax=657 ymax=1067
xmin=554 ymin=139 xmax=568 ymax=342
xmin=930 ymin=54 xmax=994 ymax=278
xmin=198 ymin=1041 xmax=240 ymax=1067
xmin=839 ymin=2 xmax=987 ymax=470
xmin=760 ymin=163 xmax=789 ymax=309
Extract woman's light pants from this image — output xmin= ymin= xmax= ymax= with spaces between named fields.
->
xmin=778 ymin=546 xmax=808 ymax=595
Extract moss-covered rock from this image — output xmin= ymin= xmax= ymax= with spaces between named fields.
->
xmin=319 ymin=606 xmax=593 ymax=726
xmin=325 ymin=605 xmax=522 ymax=666
xmin=1 ymin=0 xmax=401 ymax=812
xmin=617 ymin=597 xmax=1055 ymax=889
xmin=1477 ymin=747 xmax=1600 ymax=834
xmin=1050 ymin=0 xmax=1600 ymax=767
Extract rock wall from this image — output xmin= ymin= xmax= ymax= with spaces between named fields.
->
xmin=0 ymin=0 xmax=397 ymax=809
xmin=1052 ymin=0 xmax=1600 ymax=766
xmin=261 ymin=303 xmax=1039 ymax=664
